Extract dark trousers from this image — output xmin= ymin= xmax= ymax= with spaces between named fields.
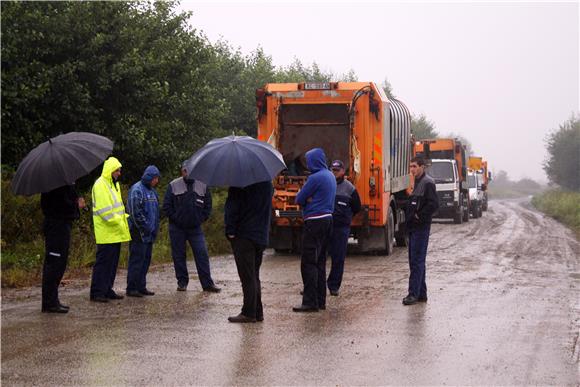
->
xmin=169 ymin=224 xmax=214 ymax=289
xmin=301 ymin=217 xmax=333 ymax=308
xmin=408 ymin=226 xmax=430 ymax=298
xmin=126 ymin=239 xmax=153 ymax=292
xmin=90 ymin=243 xmax=121 ymax=298
xmin=42 ymin=218 xmax=72 ymax=308
xmin=230 ymin=237 xmax=265 ymax=319
xmin=327 ymin=225 xmax=350 ymax=292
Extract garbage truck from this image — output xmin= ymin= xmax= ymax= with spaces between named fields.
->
xmin=415 ymin=138 xmax=470 ymax=223
xmin=256 ymin=81 xmax=412 ymax=254
xmin=469 ymin=156 xmax=492 ymax=211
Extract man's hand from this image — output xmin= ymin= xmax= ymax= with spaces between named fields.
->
xmin=78 ymin=197 xmax=86 ymax=209
xmin=227 ymin=235 xmax=235 ymax=239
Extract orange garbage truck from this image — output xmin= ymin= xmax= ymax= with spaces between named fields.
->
xmin=414 ymin=138 xmax=470 ymax=223
xmin=256 ymin=81 xmax=412 ymax=254
xmin=468 ymin=156 xmax=492 ymax=211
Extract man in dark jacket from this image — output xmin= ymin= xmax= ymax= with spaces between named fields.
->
xmin=40 ymin=185 xmax=85 ymax=313
xmin=403 ymin=156 xmax=439 ymax=305
xmin=163 ymin=164 xmax=220 ymax=293
xmin=225 ymin=181 xmax=274 ymax=323
xmin=327 ymin=160 xmax=361 ymax=296
xmin=126 ymin=165 xmax=161 ymax=297
xmin=293 ymin=148 xmax=336 ymax=312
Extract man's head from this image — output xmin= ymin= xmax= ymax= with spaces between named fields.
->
xmin=410 ymin=156 xmax=426 ymax=178
xmin=142 ymin=165 xmax=161 ymax=187
xmin=331 ymin=160 xmax=345 ymax=179
xmin=181 ymin=160 xmax=188 ymax=178
xmin=112 ymin=168 xmax=121 ymax=181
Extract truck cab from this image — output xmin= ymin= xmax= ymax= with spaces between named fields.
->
xmin=467 ymin=170 xmax=484 ymax=218
xmin=426 ymin=159 xmax=464 ymax=224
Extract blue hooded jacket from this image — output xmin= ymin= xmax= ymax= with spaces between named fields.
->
xmin=296 ymin=148 xmax=336 ymax=219
xmin=128 ymin=165 xmax=160 ymax=243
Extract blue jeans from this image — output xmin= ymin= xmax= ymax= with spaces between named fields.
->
xmin=408 ymin=226 xmax=430 ymax=298
xmin=126 ymin=240 xmax=153 ymax=292
xmin=327 ymin=225 xmax=350 ymax=292
xmin=90 ymin=243 xmax=121 ymax=298
xmin=169 ymin=224 xmax=214 ymax=289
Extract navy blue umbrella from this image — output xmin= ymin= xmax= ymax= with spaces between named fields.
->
xmin=11 ymin=132 xmax=114 ymax=196
xmin=185 ymin=135 xmax=286 ymax=187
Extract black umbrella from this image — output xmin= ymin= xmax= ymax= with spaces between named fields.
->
xmin=11 ymin=132 xmax=114 ymax=196
xmin=185 ymin=135 xmax=286 ymax=187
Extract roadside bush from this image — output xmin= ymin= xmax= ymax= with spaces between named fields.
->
xmin=532 ymin=189 xmax=580 ymax=236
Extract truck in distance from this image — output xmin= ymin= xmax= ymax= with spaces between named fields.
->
xmin=425 ymin=159 xmax=464 ymax=224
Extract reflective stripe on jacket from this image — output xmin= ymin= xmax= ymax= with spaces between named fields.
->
xmin=92 ymin=157 xmax=131 ymax=244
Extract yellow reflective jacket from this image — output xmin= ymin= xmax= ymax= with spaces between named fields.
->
xmin=92 ymin=157 xmax=131 ymax=244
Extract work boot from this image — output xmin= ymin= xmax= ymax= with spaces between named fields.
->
xmin=177 ymin=284 xmax=187 ymax=291
xmin=107 ymin=292 xmax=124 ymax=300
xmin=203 ymin=284 xmax=221 ymax=293
xmin=418 ymin=296 xmax=428 ymax=303
xmin=228 ymin=313 xmax=257 ymax=323
xmin=402 ymin=295 xmax=419 ymax=305
xmin=42 ymin=305 xmax=69 ymax=313
xmin=292 ymin=304 xmax=319 ymax=313
xmin=329 ymin=289 xmax=339 ymax=296
xmin=126 ymin=290 xmax=144 ymax=298
xmin=90 ymin=296 xmax=109 ymax=303
xmin=139 ymin=289 xmax=155 ymax=296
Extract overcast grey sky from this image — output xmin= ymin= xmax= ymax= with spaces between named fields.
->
xmin=180 ymin=1 xmax=579 ymax=182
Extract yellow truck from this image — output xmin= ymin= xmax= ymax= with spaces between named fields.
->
xmin=256 ymin=82 xmax=412 ymax=254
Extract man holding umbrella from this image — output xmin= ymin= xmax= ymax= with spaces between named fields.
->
xmin=11 ymin=132 xmax=115 ymax=312
xmin=90 ymin=156 xmax=131 ymax=302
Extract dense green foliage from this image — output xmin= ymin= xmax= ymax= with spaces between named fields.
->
xmin=532 ymin=190 xmax=580 ymax=236
xmin=1 ymin=1 xmax=447 ymax=287
xmin=543 ymin=115 xmax=580 ymax=191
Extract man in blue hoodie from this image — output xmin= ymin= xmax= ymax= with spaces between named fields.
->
xmin=293 ymin=148 xmax=336 ymax=312
xmin=163 ymin=164 xmax=221 ymax=293
xmin=126 ymin=165 xmax=161 ymax=297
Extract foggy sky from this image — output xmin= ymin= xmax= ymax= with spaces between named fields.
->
xmin=180 ymin=1 xmax=579 ymax=182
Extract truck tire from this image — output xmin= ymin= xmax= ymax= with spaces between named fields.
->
xmin=462 ymin=202 xmax=470 ymax=222
xmin=482 ymin=199 xmax=488 ymax=211
xmin=385 ymin=210 xmax=395 ymax=256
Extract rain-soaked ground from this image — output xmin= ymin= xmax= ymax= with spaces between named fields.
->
xmin=2 ymin=198 xmax=579 ymax=386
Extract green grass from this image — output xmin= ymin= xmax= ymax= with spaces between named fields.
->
xmin=532 ymin=189 xmax=580 ymax=237
xmin=1 ymin=178 xmax=231 ymax=288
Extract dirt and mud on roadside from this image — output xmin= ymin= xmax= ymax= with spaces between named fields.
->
xmin=2 ymin=198 xmax=579 ymax=385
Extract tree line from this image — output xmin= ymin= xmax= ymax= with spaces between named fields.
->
xmin=2 ymin=1 xmax=443 ymax=182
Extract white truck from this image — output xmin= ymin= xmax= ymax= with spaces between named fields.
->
xmin=467 ymin=170 xmax=484 ymax=218
xmin=426 ymin=159 xmax=465 ymax=224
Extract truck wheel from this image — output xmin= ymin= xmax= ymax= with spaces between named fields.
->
xmin=463 ymin=204 xmax=470 ymax=222
xmin=482 ymin=200 xmax=488 ymax=211
xmin=385 ymin=210 xmax=395 ymax=256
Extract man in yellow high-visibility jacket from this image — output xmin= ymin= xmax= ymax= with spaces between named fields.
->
xmin=90 ymin=157 xmax=131 ymax=302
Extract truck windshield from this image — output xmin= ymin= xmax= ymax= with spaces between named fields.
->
xmin=279 ymin=104 xmax=350 ymax=176
xmin=468 ymin=175 xmax=476 ymax=188
xmin=426 ymin=162 xmax=454 ymax=183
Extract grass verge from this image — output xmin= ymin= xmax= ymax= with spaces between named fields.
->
xmin=532 ymin=189 xmax=580 ymax=238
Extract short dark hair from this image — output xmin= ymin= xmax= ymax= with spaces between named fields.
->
xmin=410 ymin=156 xmax=425 ymax=166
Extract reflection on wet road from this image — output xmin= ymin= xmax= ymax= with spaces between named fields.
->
xmin=2 ymin=199 xmax=579 ymax=385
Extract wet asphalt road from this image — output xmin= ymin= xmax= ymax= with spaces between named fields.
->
xmin=2 ymin=198 xmax=579 ymax=386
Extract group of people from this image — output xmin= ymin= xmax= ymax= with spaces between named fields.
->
xmin=40 ymin=148 xmax=438 ymax=322
xmin=40 ymin=157 xmax=220 ymax=313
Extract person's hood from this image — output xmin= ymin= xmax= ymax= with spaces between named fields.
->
xmin=141 ymin=165 xmax=160 ymax=186
xmin=101 ymin=157 xmax=122 ymax=182
xmin=305 ymin=148 xmax=328 ymax=173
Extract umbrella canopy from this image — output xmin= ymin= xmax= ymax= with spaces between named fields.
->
xmin=185 ymin=135 xmax=286 ymax=187
xmin=11 ymin=132 xmax=114 ymax=196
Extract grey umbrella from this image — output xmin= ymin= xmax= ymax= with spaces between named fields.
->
xmin=185 ymin=135 xmax=286 ymax=187
xmin=11 ymin=132 xmax=114 ymax=196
